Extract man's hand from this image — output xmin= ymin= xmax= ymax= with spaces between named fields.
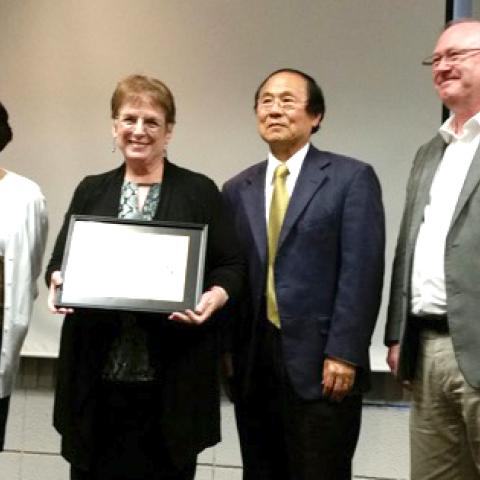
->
xmin=387 ymin=343 xmax=411 ymax=389
xmin=387 ymin=343 xmax=400 ymax=376
xmin=169 ymin=286 xmax=228 ymax=325
xmin=47 ymin=271 xmax=74 ymax=315
xmin=322 ymin=357 xmax=356 ymax=402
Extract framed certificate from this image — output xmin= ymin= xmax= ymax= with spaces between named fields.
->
xmin=55 ymin=215 xmax=208 ymax=313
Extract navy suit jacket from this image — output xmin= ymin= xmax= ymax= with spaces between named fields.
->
xmin=223 ymin=144 xmax=385 ymax=400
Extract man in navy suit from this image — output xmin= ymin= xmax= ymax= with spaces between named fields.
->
xmin=222 ymin=69 xmax=385 ymax=480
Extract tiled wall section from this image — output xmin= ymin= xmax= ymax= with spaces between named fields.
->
xmin=0 ymin=359 xmax=410 ymax=480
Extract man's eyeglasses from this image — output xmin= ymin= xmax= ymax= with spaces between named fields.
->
xmin=257 ymin=96 xmax=307 ymax=112
xmin=422 ymin=48 xmax=480 ymax=68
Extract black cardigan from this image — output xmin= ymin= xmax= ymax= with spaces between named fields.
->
xmin=46 ymin=160 xmax=245 ymax=469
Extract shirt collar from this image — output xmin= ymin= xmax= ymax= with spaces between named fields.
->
xmin=266 ymin=143 xmax=310 ymax=184
xmin=439 ymin=112 xmax=480 ymax=142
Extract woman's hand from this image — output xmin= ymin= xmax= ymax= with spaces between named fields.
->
xmin=47 ymin=271 xmax=74 ymax=315
xmin=169 ymin=286 xmax=228 ymax=325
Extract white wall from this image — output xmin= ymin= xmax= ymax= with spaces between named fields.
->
xmin=0 ymin=0 xmax=445 ymax=358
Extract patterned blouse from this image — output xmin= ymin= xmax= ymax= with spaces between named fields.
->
xmin=102 ymin=181 xmax=161 ymax=382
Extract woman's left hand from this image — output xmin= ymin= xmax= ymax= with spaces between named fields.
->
xmin=169 ymin=286 xmax=228 ymax=325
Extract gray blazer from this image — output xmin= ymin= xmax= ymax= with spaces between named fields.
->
xmin=385 ymin=134 xmax=480 ymax=388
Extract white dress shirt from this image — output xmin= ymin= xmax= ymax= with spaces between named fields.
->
xmin=411 ymin=113 xmax=480 ymax=315
xmin=265 ymin=143 xmax=309 ymax=221
xmin=0 ymin=171 xmax=48 ymax=397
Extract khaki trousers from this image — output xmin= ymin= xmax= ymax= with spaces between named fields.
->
xmin=411 ymin=330 xmax=480 ymax=480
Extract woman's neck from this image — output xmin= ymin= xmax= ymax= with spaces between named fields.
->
xmin=124 ymin=158 xmax=164 ymax=184
xmin=0 ymin=168 xmax=6 ymax=181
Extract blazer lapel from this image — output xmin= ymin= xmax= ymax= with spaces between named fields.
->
xmin=450 ymin=143 xmax=480 ymax=228
xmin=239 ymin=163 xmax=268 ymax=264
xmin=407 ymin=136 xmax=446 ymax=245
xmin=278 ymin=146 xmax=329 ymax=249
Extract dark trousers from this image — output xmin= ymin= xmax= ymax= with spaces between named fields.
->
xmin=70 ymin=382 xmax=196 ymax=480
xmin=0 ymin=395 xmax=10 ymax=452
xmin=0 ymin=259 xmax=6 ymax=453
xmin=235 ymin=321 xmax=362 ymax=480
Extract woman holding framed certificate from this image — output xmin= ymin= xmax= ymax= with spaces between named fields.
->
xmin=46 ymin=75 xmax=245 ymax=480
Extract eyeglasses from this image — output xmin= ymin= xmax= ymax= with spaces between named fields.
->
xmin=422 ymin=48 xmax=480 ymax=68
xmin=117 ymin=116 xmax=165 ymax=132
xmin=257 ymin=96 xmax=307 ymax=112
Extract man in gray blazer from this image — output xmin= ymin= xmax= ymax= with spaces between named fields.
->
xmin=385 ymin=19 xmax=480 ymax=479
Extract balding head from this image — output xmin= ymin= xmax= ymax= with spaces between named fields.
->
xmin=430 ymin=19 xmax=480 ymax=123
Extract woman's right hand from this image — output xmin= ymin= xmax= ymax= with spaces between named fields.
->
xmin=48 ymin=271 xmax=74 ymax=314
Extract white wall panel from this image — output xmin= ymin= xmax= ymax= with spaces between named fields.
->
xmin=0 ymin=0 xmax=445 ymax=358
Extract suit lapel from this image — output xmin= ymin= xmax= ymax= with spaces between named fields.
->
xmin=277 ymin=146 xmax=329 ymax=249
xmin=407 ymin=137 xmax=446 ymax=245
xmin=239 ymin=162 xmax=268 ymax=264
xmin=450 ymin=143 xmax=480 ymax=228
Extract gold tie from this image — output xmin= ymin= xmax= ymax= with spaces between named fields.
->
xmin=266 ymin=164 xmax=290 ymax=328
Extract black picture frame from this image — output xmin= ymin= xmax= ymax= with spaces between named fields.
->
xmin=55 ymin=215 xmax=208 ymax=313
